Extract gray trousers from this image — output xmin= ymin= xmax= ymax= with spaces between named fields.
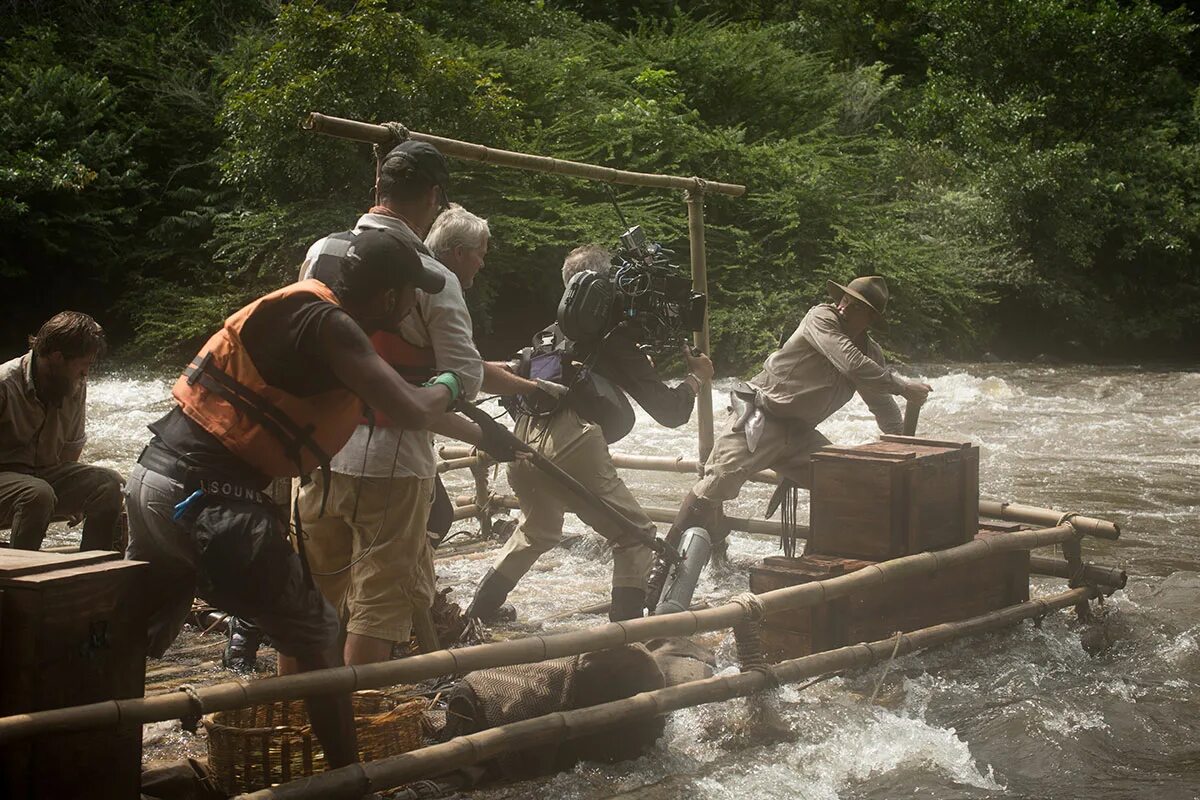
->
xmin=0 ymin=462 xmax=123 ymax=550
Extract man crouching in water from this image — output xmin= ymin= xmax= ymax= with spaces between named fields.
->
xmin=654 ymin=276 xmax=932 ymax=590
xmin=125 ymin=229 xmax=461 ymax=766
xmin=467 ymin=245 xmax=714 ymax=623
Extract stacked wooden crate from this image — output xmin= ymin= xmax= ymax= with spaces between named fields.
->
xmin=0 ymin=549 xmax=148 ymax=799
xmin=749 ymin=435 xmax=1030 ymax=661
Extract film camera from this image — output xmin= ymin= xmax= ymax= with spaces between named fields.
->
xmin=558 ymin=225 xmax=706 ymax=354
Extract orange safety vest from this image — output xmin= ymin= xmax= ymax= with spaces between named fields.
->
xmin=172 ymin=279 xmax=363 ymax=478
xmin=364 ymin=329 xmax=436 ymax=427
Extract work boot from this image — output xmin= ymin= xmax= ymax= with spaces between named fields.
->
xmin=610 ymin=587 xmax=647 ymax=622
xmin=467 ymin=568 xmax=518 ymax=623
xmin=223 ymin=617 xmax=262 ymax=672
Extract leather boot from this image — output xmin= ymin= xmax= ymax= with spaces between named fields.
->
xmin=610 ymin=587 xmax=647 ymax=622
xmin=467 ymin=568 xmax=517 ymax=622
xmin=223 ymin=617 xmax=262 ymax=672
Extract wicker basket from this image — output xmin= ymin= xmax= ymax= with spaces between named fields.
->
xmin=204 ymin=690 xmax=425 ymax=793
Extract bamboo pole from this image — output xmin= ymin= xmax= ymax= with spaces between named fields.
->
xmin=437 ymin=456 xmax=480 ymax=473
xmin=0 ymin=524 xmax=1086 ymax=744
xmin=240 ymin=585 xmax=1097 ymax=800
xmin=437 ymin=447 xmax=1121 ymax=538
xmin=456 ymin=492 xmax=794 ymax=538
xmin=686 ymin=189 xmax=714 ymax=462
xmin=439 ymin=447 xmax=777 ymax=482
xmin=451 ymin=504 xmax=480 ymax=522
xmin=979 ymin=500 xmax=1119 ymax=540
xmin=468 ymin=456 xmax=493 ymax=539
xmin=1028 ymin=556 xmax=1126 ymax=589
xmin=303 ymin=113 xmax=747 ymax=197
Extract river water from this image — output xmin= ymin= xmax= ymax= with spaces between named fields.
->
xmin=78 ymin=363 xmax=1199 ymax=799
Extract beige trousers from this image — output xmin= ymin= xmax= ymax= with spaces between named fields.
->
xmin=692 ymin=410 xmax=831 ymax=502
xmin=491 ymin=409 xmax=654 ymax=591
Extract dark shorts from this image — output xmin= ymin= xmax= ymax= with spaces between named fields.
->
xmin=125 ymin=462 xmax=339 ymax=659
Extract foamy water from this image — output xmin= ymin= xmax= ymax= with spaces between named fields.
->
xmin=75 ymin=364 xmax=1200 ymax=797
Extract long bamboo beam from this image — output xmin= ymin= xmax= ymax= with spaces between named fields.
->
xmin=979 ymin=500 xmax=1119 ymax=540
xmin=445 ymin=499 xmax=1126 ymax=589
xmin=687 ymin=189 xmax=714 ymax=461
xmin=241 ymin=585 xmax=1098 ymax=799
xmin=455 ymin=492 xmax=794 ymax=537
xmin=1028 ymin=556 xmax=1126 ymax=589
xmin=436 ymin=447 xmax=1121 ymax=540
xmin=438 ymin=446 xmax=780 ymax=482
xmin=0 ymin=524 xmax=1085 ymax=744
xmin=303 ymin=113 xmax=746 ymax=197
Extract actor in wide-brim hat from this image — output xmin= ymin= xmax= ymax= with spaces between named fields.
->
xmin=827 ymin=275 xmax=889 ymax=328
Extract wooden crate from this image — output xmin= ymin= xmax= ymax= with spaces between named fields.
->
xmin=750 ymin=554 xmax=873 ymax=660
xmin=808 ymin=434 xmax=980 ymax=561
xmin=0 ymin=549 xmax=149 ymax=800
xmin=750 ymin=532 xmax=1029 ymax=662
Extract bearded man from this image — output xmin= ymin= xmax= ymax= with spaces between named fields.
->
xmin=0 ymin=311 xmax=122 ymax=551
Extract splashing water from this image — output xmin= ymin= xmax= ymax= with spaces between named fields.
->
xmin=78 ymin=362 xmax=1200 ymax=797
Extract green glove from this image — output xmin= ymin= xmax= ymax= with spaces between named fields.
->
xmin=424 ymin=371 xmax=461 ymax=406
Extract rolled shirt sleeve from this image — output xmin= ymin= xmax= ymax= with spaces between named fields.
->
xmin=416 ymin=267 xmax=484 ymax=401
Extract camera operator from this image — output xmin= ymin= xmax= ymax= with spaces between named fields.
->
xmin=467 ymin=244 xmax=714 ymax=623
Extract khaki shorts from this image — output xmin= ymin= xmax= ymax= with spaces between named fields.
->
xmin=298 ymin=471 xmax=434 ymax=644
xmin=692 ymin=410 xmax=830 ymax=502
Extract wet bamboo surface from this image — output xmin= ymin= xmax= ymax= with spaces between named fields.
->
xmin=0 ymin=523 xmax=1091 ymax=745
xmin=239 ymin=585 xmax=1099 ymax=800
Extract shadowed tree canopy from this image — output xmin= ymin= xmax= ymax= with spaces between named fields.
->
xmin=1 ymin=0 xmax=1197 ymax=366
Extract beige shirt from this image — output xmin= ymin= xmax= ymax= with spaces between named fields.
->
xmin=750 ymin=303 xmax=905 ymax=434
xmin=301 ymin=213 xmax=484 ymax=479
xmin=0 ymin=352 xmax=87 ymax=470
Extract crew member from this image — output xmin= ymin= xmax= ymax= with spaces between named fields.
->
xmin=125 ymin=229 xmax=465 ymax=768
xmin=0 ymin=312 xmax=122 ymax=551
xmin=662 ymin=276 xmax=932 ymax=567
xmin=298 ymin=149 xmax=538 ymax=668
xmin=467 ymin=244 xmax=715 ymax=623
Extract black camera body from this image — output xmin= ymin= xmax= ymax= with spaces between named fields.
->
xmin=558 ymin=225 xmax=706 ymax=354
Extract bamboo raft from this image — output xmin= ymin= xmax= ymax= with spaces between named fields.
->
xmin=0 ymin=445 xmax=1125 ymax=800
xmin=0 ymin=117 xmax=1128 ymax=800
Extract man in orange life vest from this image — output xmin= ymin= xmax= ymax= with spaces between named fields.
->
xmin=123 ymin=228 xmax=504 ymax=766
xmin=297 ymin=143 xmax=545 ymax=669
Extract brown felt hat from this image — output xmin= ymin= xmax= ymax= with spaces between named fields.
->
xmin=827 ymin=275 xmax=889 ymax=328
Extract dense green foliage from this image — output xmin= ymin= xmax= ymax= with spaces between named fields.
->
xmin=2 ymin=0 xmax=1197 ymax=367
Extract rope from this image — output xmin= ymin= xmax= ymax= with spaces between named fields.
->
xmin=373 ymin=121 xmax=411 ymax=156
xmin=177 ymin=683 xmax=205 ymax=733
xmin=868 ymin=631 xmax=904 ymax=704
xmin=730 ymin=592 xmax=766 ymax=623
xmin=1056 ymin=511 xmax=1081 ymax=530
xmin=372 ymin=121 xmax=412 ymax=204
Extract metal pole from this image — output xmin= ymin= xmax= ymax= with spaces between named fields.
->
xmin=686 ymin=189 xmax=714 ymax=464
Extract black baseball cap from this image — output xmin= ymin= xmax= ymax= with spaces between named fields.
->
xmin=383 ymin=140 xmax=451 ymax=198
xmin=347 ymin=228 xmax=445 ymax=294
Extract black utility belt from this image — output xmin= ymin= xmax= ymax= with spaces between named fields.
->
xmin=137 ymin=445 xmax=279 ymax=518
